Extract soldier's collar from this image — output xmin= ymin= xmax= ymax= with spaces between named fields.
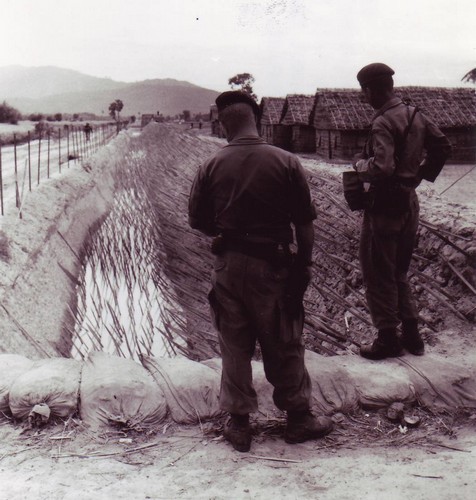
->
xmin=373 ymin=97 xmax=403 ymax=119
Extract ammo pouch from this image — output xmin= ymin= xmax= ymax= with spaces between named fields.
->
xmin=370 ymin=178 xmax=413 ymax=217
xmin=342 ymin=171 xmax=372 ymax=211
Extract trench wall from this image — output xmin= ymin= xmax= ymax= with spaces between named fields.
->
xmin=0 ymin=133 xmax=131 ymax=358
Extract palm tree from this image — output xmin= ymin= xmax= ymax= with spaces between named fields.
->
xmin=461 ymin=68 xmax=476 ymax=84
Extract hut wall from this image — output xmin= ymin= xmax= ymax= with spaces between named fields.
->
xmin=261 ymin=124 xmax=274 ymax=144
xmin=271 ymin=125 xmax=292 ymax=150
xmin=442 ymin=127 xmax=476 ymax=162
xmin=291 ymin=125 xmax=316 ymax=153
xmin=315 ymin=129 xmax=368 ymax=160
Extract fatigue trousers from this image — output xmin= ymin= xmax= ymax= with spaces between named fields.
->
xmin=208 ymin=251 xmax=312 ymax=416
xmin=359 ymin=192 xmax=420 ymax=331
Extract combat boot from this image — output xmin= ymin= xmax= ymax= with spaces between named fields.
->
xmin=285 ymin=410 xmax=334 ymax=444
xmin=223 ymin=414 xmax=251 ymax=452
xmin=401 ymin=319 xmax=425 ymax=356
xmin=360 ymin=328 xmax=403 ymax=360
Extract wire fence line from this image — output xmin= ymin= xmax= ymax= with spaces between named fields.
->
xmin=0 ymin=122 xmax=119 ymax=218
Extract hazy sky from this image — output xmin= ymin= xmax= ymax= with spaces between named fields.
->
xmin=1 ymin=0 xmax=475 ymax=97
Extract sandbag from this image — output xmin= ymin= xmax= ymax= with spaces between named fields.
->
xmin=142 ymin=356 xmax=221 ymax=424
xmin=203 ymin=353 xmax=360 ymax=416
xmin=337 ymin=355 xmax=416 ymax=409
xmin=305 ymin=351 xmax=360 ymax=414
xmin=0 ymin=354 xmax=33 ymax=416
xmin=9 ymin=357 xmax=81 ymax=420
xmin=80 ymin=352 xmax=167 ymax=429
xmin=203 ymin=353 xmax=361 ymax=416
xmin=400 ymin=355 xmax=476 ymax=409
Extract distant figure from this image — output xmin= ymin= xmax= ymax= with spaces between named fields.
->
xmin=83 ymin=123 xmax=92 ymax=141
xmin=190 ymin=122 xmax=194 ymax=129
xmin=353 ymin=63 xmax=451 ymax=360
xmin=198 ymin=119 xmax=203 ymax=129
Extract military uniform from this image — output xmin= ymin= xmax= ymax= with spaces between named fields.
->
xmin=354 ymin=63 xmax=451 ymax=356
xmin=189 ymin=135 xmax=315 ymax=415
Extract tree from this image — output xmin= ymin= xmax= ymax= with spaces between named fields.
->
xmin=109 ymin=99 xmax=124 ymax=121
xmin=228 ymin=73 xmax=257 ymax=100
xmin=54 ymin=113 xmax=63 ymax=122
xmin=462 ymin=68 xmax=476 ymax=84
xmin=182 ymin=110 xmax=191 ymax=121
xmin=0 ymin=101 xmax=21 ymax=124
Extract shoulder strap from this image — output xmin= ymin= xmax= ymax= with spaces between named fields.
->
xmin=401 ymin=105 xmax=419 ymax=146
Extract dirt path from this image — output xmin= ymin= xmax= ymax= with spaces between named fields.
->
xmin=1 ymin=416 xmax=475 ymax=500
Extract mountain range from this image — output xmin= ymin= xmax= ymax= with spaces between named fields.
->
xmin=0 ymin=66 xmax=220 ymax=117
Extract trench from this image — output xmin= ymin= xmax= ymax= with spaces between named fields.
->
xmin=70 ymin=149 xmax=188 ymax=362
xmin=66 ymin=125 xmax=475 ymax=363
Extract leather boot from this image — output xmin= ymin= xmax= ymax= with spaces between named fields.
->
xmin=401 ymin=319 xmax=425 ymax=355
xmin=223 ymin=414 xmax=251 ymax=452
xmin=360 ymin=328 xmax=403 ymax=360
xmin=285 ymin=410 xmax=333 ymax=444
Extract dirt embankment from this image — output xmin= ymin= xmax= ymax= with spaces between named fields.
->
xmin=0 ymin=133 xmax=130 ymax=358
xmin=133 ymin=124 xmax=476 ymax=360
xmin=0 ymin=123 xmax=473 ymax=362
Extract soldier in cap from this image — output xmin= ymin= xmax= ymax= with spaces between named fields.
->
xmin=353 ymin=63 xmax=451 ymax=360
xmin=188 ymin=90 xmax=333 ymax=452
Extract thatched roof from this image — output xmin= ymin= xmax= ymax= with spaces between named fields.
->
xmin=259 ymin=97 xmax=286 ymax=125
xmin=280 ymin=94 xmax=315 ymax=125
xmin=311 ymin=87 xmax=476 ymax=130
xmin=311 ymin=89 xmax=373 ymax=130
xmin=397 ymin=87 xmax=476 ymax=128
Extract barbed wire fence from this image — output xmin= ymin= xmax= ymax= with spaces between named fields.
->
xmin=0 ymin=122 xmax=120 ymax=218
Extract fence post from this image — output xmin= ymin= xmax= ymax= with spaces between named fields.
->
xmin=66 ymin=125 xmax=70 ymax=167
xmin=0 ymin=139 xmax=3 ymax=216
xmin=37 ymin=129 xmax=42 ymax=185
xmin=47 ymin=129 xmax=51 ymax=179
xmin=14 ymin=134 xmax=19 ymax=208
xmin=80 ymin=125 xmax=84 ymax=158
xmin=27 ymin=131 xmax=32 ymax=191
xmin=58 ymin=129 xmax=62 ymax=174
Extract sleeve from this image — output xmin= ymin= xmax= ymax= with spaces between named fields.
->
xmin=288 ymin=157 xmax=317 ymax=224
xmin=188 ymin=164 xmax=217 ymax=236
xmin=355 ymin=118 xmax=396 ymax=182
xmin=419 ymin=119 xmax=452 ymax=182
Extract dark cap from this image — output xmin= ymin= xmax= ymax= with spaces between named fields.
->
xmin=357 ymin=63 xmax=395 ymax=86
xmin=215 ymin=90 xmax=260 ymax=116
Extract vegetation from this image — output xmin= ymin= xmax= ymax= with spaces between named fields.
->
xmin=228 ymin=73 xmax=257 ymax=100
xmin=0 ymin=101 xmax=22 ymax=124
xmin=462 ymin=68 xmax=476 ymax=84
xmin=109 ymin=99 xmax=124 ymax=121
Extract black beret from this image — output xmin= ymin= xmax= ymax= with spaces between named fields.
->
xmin=357 ymin=63 xmax=395 ymax=86
xmin=215 ymin=90 xmax=260 ymax=116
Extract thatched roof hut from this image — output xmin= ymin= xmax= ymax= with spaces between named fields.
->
xmin=311 ymin=87 xmax=476 ymax=161
xmin=259 ymin=97 xmax=289 ymax=148
xmin=280 ymin=94 xmax=316 ymax=153
xmin=310 ymin=89 xmax=371 ymax=159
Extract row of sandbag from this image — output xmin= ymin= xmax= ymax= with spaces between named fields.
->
xmin=0 ymin=352 xmax=223 ymax=429
xmin=2 ymin=349 xmax=475 ymax=430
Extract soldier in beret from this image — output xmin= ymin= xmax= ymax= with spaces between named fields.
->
xmin=188 ymin=90 xmax=333 ymax=452
xmin=353 ymin=63 xmax=451 ymax=360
